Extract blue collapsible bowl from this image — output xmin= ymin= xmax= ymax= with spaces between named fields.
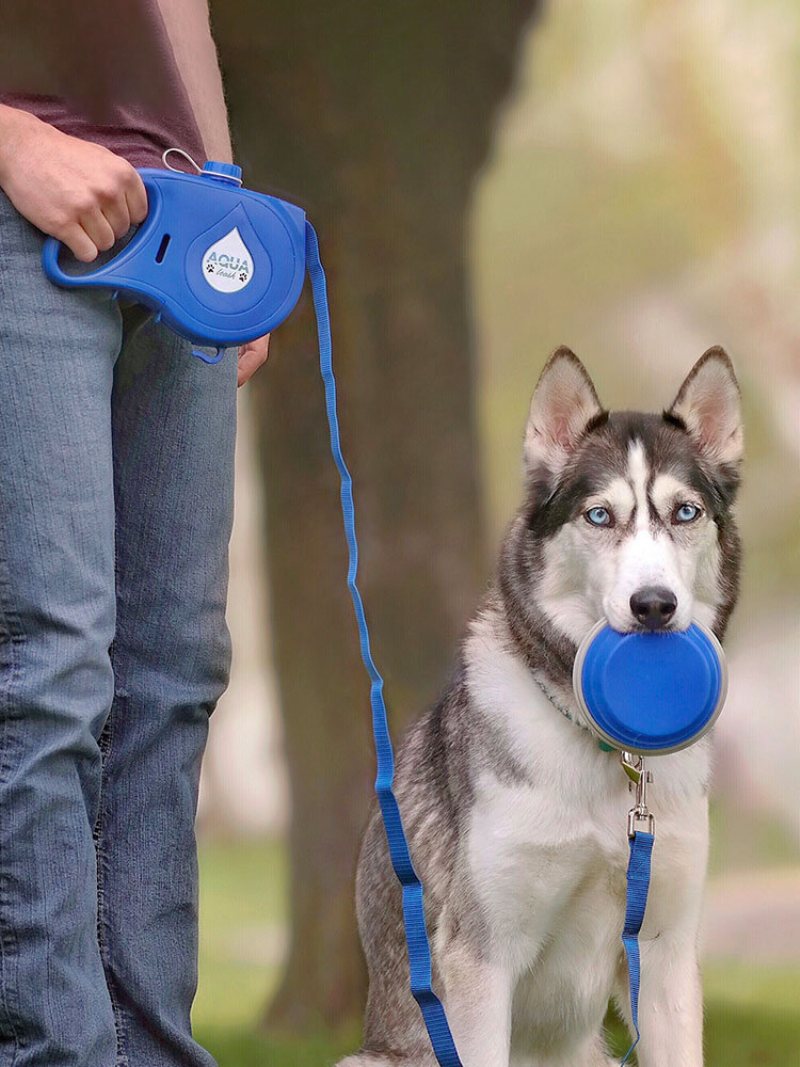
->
xmin=573 ymin=621 xmax=728 ymax=756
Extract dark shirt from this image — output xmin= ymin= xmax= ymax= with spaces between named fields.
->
xmin=0 ymin=0 xmax=219 ymax=169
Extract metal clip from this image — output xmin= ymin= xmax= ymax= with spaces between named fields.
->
xmin=622 ymin=752 xmax=655 ymax=838
xmin=620 ymin=750 xmax=643 ymax=784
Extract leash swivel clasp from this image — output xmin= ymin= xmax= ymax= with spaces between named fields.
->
xmin=621 ymin=751 xmax=656 ymax=838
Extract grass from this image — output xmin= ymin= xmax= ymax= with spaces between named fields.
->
xmin=195 ymin=838 xmax=355 ymax=1065
xmin=195 ymin=839 xmax=285 ymax=1031
xmin=195 ymin=839 xmax=800 ymax=1067
xmin=194 ymin=1028 xmax=353 ymax=1067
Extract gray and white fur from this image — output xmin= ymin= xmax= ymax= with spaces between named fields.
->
xmin=338 ymin=348 xmax=743 ymax=1067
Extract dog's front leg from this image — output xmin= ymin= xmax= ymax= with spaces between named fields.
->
xmin=615 ymin=934 xmax=704 ymax=1067
xmin=438 ymin=940 xmax=513 ymax=1067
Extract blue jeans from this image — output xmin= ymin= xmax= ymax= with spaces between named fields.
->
xmin=0 ymin=193 xmax=237 ymax=1066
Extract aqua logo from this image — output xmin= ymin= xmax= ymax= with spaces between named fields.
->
xmin=201 ymin=228 xmax=255 ymax=293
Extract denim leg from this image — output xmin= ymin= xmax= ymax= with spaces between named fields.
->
xmin=97 ymin=313 xmax=238 ymax=1066
xmin=0 ymin=195 xmax=121 ymax=1064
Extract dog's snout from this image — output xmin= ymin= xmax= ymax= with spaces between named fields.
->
xmin=629 ymin=586 xmax=678 ymax=631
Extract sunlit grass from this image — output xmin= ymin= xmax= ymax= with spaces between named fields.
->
xmin=196 ymin=840 xmax=800 ymax=1067
xmin=195 ymin=837 xmax=355 ymax=1063
xmin=195 ymin=839 xmax=286 ymax=1029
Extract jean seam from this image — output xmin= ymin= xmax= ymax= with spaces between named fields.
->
xmin=95 ymin=651 xmax=131 ymax=1067
xmin=98 ymin=330 xmax=133 ymax=1067
xmin=0 ymin=552 xmax=24 ymax=1064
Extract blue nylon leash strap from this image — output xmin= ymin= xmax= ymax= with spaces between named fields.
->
xmin=620 ymin=829 xmax=655 ymax=1065
xmin=305 ymin=223 xmax=463 ymax=1067
xmin=305 ymin=220 xmax=653 ymax=1067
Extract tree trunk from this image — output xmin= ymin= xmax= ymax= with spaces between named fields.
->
xmin=212 ymin=0 xmax=540 ymax=1032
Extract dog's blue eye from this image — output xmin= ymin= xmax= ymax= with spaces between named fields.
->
xmin=585 ymin=506 xmax=612 ymax=527
xmin=674 ymin=503 xmax=701 ymax=524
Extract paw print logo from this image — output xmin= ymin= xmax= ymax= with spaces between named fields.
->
xmin=239 ymin=270 xmax=248 ymax=282
xmin=206 ymin=262 xmax=215 ymax=274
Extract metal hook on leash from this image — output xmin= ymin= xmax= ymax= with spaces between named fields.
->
xmin=621 ymin=751 xmax=656 ymax=838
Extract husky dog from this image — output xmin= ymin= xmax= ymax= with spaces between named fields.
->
xmin=339 ymin=348 xmax=742 ymax=1067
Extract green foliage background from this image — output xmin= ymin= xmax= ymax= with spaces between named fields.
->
xmin=196 ymin=2 xmax=800 ymax=1062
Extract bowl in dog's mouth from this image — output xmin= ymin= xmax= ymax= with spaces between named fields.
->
xmin=573 ymin=621 xmax=728 ymax=755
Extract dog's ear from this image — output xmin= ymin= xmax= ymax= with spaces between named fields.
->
xmin=667 ymin=347 xmax=743 ymax=465
xmin=525 ymin=347 xmax=605 ymax=475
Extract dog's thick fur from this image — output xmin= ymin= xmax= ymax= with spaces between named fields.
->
xmin=340 ymin=348 xmax=742 ymax=1067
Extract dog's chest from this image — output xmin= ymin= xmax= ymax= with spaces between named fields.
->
xmin=467 ymin=769 xmax=631 ymax=964
xmin=463 ymin=619 xmax=710 ymax=976
xmin=465 ymin=763 xmax=709 ymax=1055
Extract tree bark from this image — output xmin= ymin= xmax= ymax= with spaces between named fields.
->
xmin=212 ymin=0 xmax=540 ymax=1031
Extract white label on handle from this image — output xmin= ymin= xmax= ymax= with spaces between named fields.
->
xmin=201 ymin=227 xmax=254 ymax=293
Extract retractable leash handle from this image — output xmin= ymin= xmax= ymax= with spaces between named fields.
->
xmin=42 ymin=162 xmax=308 ymax=356
xmin=42 ymin=162 xmax=463 ymax=1067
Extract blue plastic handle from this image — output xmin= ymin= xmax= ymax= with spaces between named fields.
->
xmin=42 ymin=174 xmax=165 ymax=289
xmin=41 ymin=235 xmax=79 ymax=287
xmin=42 ymin=165 xmax=308 ymax=348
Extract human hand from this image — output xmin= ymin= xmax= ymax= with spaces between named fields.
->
xmin=237 ymin=335 xmax=271 ymax=386
xmin=0 ymin=104 xmax=148 ymax=263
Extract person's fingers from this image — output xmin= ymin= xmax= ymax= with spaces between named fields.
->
xmin=237 ymin=335 xmax=270 ymax=386
xmin=100 ymin=195 xmax=131 ymax=240
xmin=79 ymin=207 xmax=117 ymax=253
xmin=237 ymin=348 xmax=263 ymax=386
xmin=60 ymin=222 xmax=99 ymax=263
xmin=124 ymin=170 xmax=149 ymax=226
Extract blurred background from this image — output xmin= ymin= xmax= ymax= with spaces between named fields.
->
xmin=196 ymin=1 xmax=800 ymax=1064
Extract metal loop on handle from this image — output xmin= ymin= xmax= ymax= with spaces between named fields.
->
xmin=162 ymin=147 xmax=204 ymax=175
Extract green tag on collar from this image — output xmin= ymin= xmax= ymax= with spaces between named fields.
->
xmin=598 ymin=740 xmax=615 ymax=752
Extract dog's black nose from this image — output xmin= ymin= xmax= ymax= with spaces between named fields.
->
xmin=630 ymin=586 xmax=678 ymax=630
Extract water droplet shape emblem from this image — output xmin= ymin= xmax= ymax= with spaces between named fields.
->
xmin=201 ymin=227 xmax=255 ymax=293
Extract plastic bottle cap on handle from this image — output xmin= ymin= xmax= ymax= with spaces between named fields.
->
xmin=202 ymin=161 xmax=244 ymax=184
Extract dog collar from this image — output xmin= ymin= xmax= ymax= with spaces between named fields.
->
xmin=530 ymin=673 xmax=615 ymax=752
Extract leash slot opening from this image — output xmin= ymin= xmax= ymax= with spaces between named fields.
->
xmin=155 ymin=233 xmax=171 ymax=263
